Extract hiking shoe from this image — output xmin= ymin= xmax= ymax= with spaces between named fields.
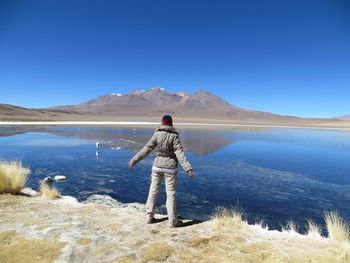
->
xmin=146 ymin=217 xmax=156 ymax=224
xmin=170 ymin=220 xmax=183 ymax=228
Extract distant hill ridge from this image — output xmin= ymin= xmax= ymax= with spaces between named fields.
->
xmin=0 ymin=103 xmax=71 ymax=119
xmin=336 ymin=115 xmax=350 ymax=121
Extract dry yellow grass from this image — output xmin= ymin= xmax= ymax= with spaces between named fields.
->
xmin=0 ymin=161 xmax=30 ymax=194
xmin=141 ymin=241 xmax=174 ymax=262
xmin=94 ymin=242 xmax=120 ymax=254
xmin=111 ymin=256 xmax=135 ymax=263
xmin=190 ymin=208 xmax=350 ymax=263
xmin=39 ymin=180 xmax=61 ymax=200
xmin=283 ymin=220 xmax=298 ymax=233
xmin=76 ymin=238 xmax=92 ymax=246
xmin=211 ymin=206 xmax=245 ymax=232
xmin=2 ymin=192 xmax=350 ymax=262
xmin=212 ymin=206 xmax=244 ymax=222
xmin=0 ymin=230 xmax=66 ymax=263
xmin=35 ymin=224 xmax=49 ymax=231
xmin=307 ymin=220 xmax=322 ymax=238
xmin=107 ymin=223 xmax=120 ymax=232
xmin=325 ymin=211 xmax=350 ymax=242
xmin=24 ymin=219 xmax=44 ymax=227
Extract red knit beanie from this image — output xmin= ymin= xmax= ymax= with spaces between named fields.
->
xmin=162 ymin=115 xmax=173 ymax=126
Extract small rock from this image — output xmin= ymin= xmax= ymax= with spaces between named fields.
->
xmin=20 ymin=187 xmax=38 ymax=196
xmin=58 ymin=195 xmax=79 ymax=205
xmin=54 ymin=175 xmax=66 ymax=181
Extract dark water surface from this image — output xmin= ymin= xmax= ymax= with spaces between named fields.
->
xmin=1 ymin=126 xmax=350 ymax=232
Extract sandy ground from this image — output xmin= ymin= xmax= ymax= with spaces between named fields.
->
xmin=1 ymin=190 xmax=350 ymax=263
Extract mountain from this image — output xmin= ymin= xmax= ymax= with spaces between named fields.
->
xmin=0 ymin=87 xmax=342 ymax=125
xmin=49 ymin=87 xmax=290 ymax=121
xmin=336 ymin=115 xmax=350 ymax=120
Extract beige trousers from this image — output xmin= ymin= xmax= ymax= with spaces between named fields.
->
xmin=146 ymin=172 xmax=178 ymax=225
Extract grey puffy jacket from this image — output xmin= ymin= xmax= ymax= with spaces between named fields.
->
xmin=130 ymin=125 xmax=192 ymax=172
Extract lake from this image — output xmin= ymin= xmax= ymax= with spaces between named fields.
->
xmin=1 ymin=125 xmax=350 ymax=233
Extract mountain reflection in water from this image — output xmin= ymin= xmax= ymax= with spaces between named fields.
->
xmin=7 ymin=126 xmax=236 ymax=156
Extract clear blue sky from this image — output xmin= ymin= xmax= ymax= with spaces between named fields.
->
xmin=0 ymin=0 xmax=349 ymax=118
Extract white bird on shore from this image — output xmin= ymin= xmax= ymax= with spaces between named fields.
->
xmin=43 ymin=176 xmax=54 ymax=184
xmin=96 ymin=142 xmax=100 ymax=150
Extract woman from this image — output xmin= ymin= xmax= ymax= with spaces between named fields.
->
xmin=128 ymin=115 xmax=194 ymax=227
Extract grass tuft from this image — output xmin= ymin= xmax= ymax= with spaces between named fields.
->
xmin=39 ymin=180 xmax=61 ymax=200
xmin=307 ymin=220 xmax=322 ymax=238
xmin=0 ymin=161 xmax=30 ymax=194
xmin=142 ymin=242 xmax=173 ymax=262
xmin=212 ymin=207 xmax=244 ymax=220
xmin=324 ymin=211 xmax=350 ymax=242
xmin=212 ymin=205 xmax=245 ymax=231
xmin=283 ymin=220 xmax=298 ymax=233
xmin=212 ymin=204 xmax=245 ymax=221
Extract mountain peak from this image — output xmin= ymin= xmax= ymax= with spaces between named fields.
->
xmin=175 ymin=92 xmax=189 ymax=98
xmin=195 ymin=90 xmax=212 ymax=95
xmin=128 ymin=90 xmax=145 ymax=95
xmin=144 ymin=87 xmax=167 ymax=96
xmin=150 ymin=86 xmax=165 ymax=91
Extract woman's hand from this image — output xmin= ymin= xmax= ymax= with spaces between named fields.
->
xmin=187 ymin=169 xmax=194 ymax=178
xmin=128 ymin=161 xmax=135 ymax=168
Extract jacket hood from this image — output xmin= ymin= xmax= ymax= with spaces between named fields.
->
xmin=156 ymin=125 xmax=178 ymax=134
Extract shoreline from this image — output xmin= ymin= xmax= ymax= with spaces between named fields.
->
xmin=1 ymin=190 xmax=349 ymax=262
xmin=1 ymin=120 xmax=350 ymax=131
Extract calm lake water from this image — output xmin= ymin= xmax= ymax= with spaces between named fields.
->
xmin=1 ymin=125 xmax=350 ymax=232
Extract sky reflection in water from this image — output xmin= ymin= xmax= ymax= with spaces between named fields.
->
xmin=1 ymin=126 xmax=350 ymax=232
